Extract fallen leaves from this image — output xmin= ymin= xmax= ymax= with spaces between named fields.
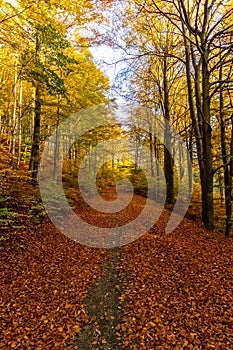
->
xmin=0 ymin=180 xmax=106 ymax=349
xmin=1 ymin=179 xmax=233 ymax=349
xmin=117 ymin=213 xmax=233 ymax=349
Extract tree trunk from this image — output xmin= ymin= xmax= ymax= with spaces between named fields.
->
xmin=184 ymin=38 xmax=203 ymax=170
xmin=184 ymin=31 xmax=214 ymax=231
xmin=29 ymin=83 xmax=41 ymax=182
xmin=148 ymin=122 xmax=155 ymax=177
xmin=229 ymin=113 xmax=233 ymax=236
xmin=53 ymin=95 xmax=61 ymax=182
xmin=220 ymin=62 xmax=232 ymax=236
xmin=17 ymin=80 xmax=23 ymax=170
xmin=163 ymin=54 xmax=174 ymax=204
xmin=11 ymin=58 xmax=18 ymax=169
xmin=29 ymin=33 xmax=42 ymax=183
xmin=201 ymin=54 xmax=214 ymax=230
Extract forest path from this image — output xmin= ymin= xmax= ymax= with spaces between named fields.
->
xmin=1 ymin=180 xmax=233 ymax=349
xmin=73 ymin=187 xmax=147 ymax=349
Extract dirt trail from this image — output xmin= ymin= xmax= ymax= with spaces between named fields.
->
xmin=74 ymin=190 xmax=133 ymax=349
xmin=74 ymin=248 xmax=129 ymax=349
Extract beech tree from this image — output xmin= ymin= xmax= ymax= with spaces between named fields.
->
xmin=116 ymin=0 xmax=233 ymax=231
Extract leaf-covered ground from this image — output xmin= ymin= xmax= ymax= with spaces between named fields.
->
xmin=119 ymin=215 xmax=233 ymax=349
xmin=0 ymin=177 xmax=233 ymax=349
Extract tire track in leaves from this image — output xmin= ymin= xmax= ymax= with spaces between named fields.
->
xmin=74 ymin=247 xmax=129 ymax=349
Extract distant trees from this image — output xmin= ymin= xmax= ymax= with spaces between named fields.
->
xmin=0 ymin=0 xmax=110 ymax=181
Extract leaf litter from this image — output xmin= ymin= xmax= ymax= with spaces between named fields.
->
xmin=0 ymin=180 xmax=233 ymax=349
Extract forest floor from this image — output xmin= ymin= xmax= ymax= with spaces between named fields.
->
xmin=0 ymin=173 xmax=233 ymax=349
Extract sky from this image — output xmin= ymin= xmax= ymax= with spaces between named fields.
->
xmin=5 ymin=0 xmax=16 ymax=5
xmin=90 ymin=45 xmax=121 ymax=80
xmin=90 ymin=44 xmax=126 ymax=102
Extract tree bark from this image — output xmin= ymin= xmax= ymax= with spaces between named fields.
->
xmin=200 ymin=51 xmax=214 ymax=230
xmin=29 ymin=33 xmax=42 ymax=183
xmin=29 ymin=83 xmax=41 ymax=182
xmin=163 ymin=54 xmax=175 ymax=204
xmin=17 ymin=80 xmax=23 ymax=170
xmin=219 ymin=63 xmax=232 ymax=236
xmin=53 ymin=95 xmax=61 ymax=182
xmin=148 ymin=122 xmax=155 ymax=177
xmin=10 ymin=58 xmax=18 ymax=169
xmin=183 ymin=24 xmax=214 ymax=230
